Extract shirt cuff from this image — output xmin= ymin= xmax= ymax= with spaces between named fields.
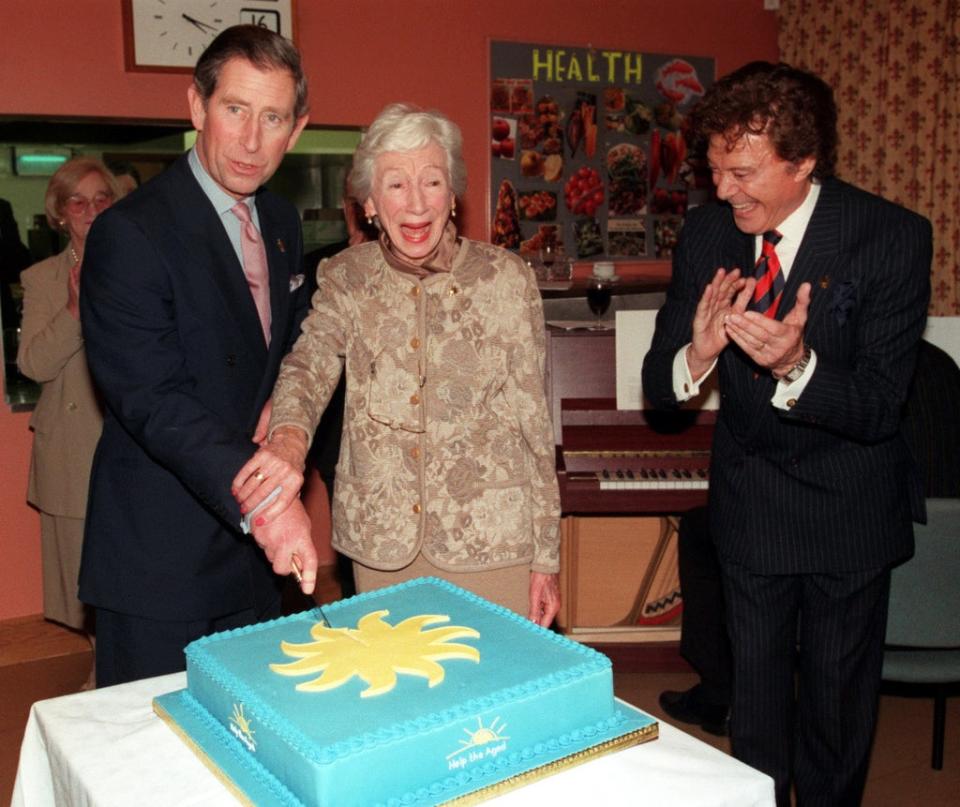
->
xmin=771 ymin=348 xmax=818 ymax=410
xmin=673 ymin=344 xmax=717 ymax=402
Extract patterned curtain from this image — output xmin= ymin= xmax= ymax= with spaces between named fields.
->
xmin=778 ymin=0 xmax=960 ymax=315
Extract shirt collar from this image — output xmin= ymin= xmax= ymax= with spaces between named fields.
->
xmin=766 ymin=179 xmax=821 ymax=249
xmin=188 ymin=147 xmax=255 ymax=217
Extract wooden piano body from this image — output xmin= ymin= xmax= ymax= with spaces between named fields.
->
xmin=544 ymin=326 xmax=714 ymax=655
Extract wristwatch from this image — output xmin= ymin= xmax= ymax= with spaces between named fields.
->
xmin=777 ymin=345 xmax=812 ymax=384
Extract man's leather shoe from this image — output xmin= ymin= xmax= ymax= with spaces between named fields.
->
xmin=658 ymin=685 xmax=730 ymax=736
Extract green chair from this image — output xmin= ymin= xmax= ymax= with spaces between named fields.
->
xmin=882 ymin=498 xmax=960 ymax=770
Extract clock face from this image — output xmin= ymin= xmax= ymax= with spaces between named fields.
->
xmin=123 ymin=0 xmax=295 ymax=72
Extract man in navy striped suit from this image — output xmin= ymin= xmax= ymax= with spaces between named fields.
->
xmin=643 ymin=62 xmax=932 ymax=806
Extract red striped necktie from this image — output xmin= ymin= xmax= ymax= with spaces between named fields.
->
xmin=750 ymin=230 xmax=784 ymax=318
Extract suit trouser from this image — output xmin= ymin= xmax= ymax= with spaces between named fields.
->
xmin=677 ymin=506 xmax=731 ymax=706
xmin=95 ymin=596 xmax=282 ymax=687
xmin=721 ymin=561 xmax=890 ymax=807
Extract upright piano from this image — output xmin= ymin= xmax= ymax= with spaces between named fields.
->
xmin=544 ymin=326 xmax=715 ymax=664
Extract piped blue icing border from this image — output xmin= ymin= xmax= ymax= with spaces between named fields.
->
xmin=157 ymin=691 xmax=656 ymax=807
xmin=187 ymin=577 xmax=612 ymax=764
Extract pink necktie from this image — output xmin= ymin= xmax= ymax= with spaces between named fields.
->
xmin=231 ymin=201 xmax=271 ymax=346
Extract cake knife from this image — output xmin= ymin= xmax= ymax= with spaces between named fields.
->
xmin=291 ymin=555 xmax=333 ymax=627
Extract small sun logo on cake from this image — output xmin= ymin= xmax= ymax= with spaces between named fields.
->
xmin=270 ymin=610 xmax=480 ymax=698
xmin=447 ymin=717 xmax=510 ymax=759
xmin=228 ymin=703 xmax=256 ymax=752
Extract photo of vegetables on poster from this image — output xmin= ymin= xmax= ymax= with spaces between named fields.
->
xmin=490 ymin=40 xmax=714 ymax=262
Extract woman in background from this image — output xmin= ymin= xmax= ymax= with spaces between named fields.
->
xmin=17 ymin=157 xmax=119 ymax=681
xmin=234 ymin=103 xmax=561 ymax=625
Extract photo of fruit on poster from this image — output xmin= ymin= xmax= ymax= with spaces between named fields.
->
xmin=490 ymin=41 xmax=714 ymax=263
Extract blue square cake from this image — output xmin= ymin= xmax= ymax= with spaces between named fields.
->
xmin=154 ymin=577 xmax=657 ymax=805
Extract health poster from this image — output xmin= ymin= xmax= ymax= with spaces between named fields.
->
xmin=490 ymin=40 xmax=714 ymax=262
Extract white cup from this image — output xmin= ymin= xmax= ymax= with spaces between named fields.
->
xmin=593 ymin=261 xmax=615 ymax=279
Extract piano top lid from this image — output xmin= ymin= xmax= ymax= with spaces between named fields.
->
xmin=559 ymin=398 xmax=716 ymax=454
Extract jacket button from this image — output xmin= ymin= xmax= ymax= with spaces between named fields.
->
xmin=409 ymin=393 xmax=420 ymax=406
xmin=226 ymin=354 xmax=237 ymax=366
xmin=410 ymin=337 xmax=421 ymax=349
xmin=411 ymin=286 xmax=421 ymax=297
xmin=410 ymin=446 xmax=420 ymax=459
xmin=67 ymin=401 xmax=77 ymax=411
xmin=448 ymin=285 xmax=459 ymax=295
xmin=412 ymin=503 xmax=422 ymax=514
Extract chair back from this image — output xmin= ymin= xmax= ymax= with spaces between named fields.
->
xmin=885 ymin=498 xmax=960 ymax=648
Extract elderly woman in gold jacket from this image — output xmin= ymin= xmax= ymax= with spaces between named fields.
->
xmin=234 ymin=103 xmax=561 ymax=624
xmin=18 ymin=157 xmax=119 ymax=643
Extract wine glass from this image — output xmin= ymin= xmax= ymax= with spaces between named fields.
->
xmin=586 ymin=276 xmax=612 ymax=329
xmin=539 ymin=243 xmax=557 ymax=279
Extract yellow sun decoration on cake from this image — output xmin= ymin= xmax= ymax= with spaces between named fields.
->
xmin=229 ymin=703 xmax=256 ymax=749
xmin=447 ymin=717 xmax=510 ymax=759
xmin=270 ymin=610 xmax=481 ymax=697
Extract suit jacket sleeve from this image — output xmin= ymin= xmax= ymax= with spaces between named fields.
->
xmin=80 ymin=210 xmax=255 ymax=527
xmin=17 ymin=254 xmax=84 ymax=383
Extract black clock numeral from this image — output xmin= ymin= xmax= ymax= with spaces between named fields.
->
xmin=241 ymin=10 xmax=280 ymax=31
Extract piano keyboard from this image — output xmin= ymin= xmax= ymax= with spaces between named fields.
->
xmin=595 ymin=467 xmax=709 ymax=491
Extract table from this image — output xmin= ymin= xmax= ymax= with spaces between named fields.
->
xmin=13 ymin=673 xmax=774 ymax=807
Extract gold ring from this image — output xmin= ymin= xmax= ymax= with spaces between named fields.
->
xmin=291 ymin=556 xmax=303 ymax=585
xmin=254 ymin=471 xmax=265 ymax=481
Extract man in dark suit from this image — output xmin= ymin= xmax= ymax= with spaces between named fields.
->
xmin=642 ymin=62 xmax=932 ymax=805
xmin=79 ymin=25 xmax=318 ymax=687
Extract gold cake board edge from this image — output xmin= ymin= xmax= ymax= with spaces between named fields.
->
xmin=154 ymin=698 xmax=658 ymax=806
xmin=154 ymin=700 xmax=258 ymax=807
xmin=441 ymin=722 xmax=659 ymax=805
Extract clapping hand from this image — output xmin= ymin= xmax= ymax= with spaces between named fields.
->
xmin=724 ymin=282 xmax=811 ymax=376
xmin=687 ymin=268 xmax=754 ymax=380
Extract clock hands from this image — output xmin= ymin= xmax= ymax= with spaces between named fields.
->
xmin=181 ymin=13 xmax=219 ymax=35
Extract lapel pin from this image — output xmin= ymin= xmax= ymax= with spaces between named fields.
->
xmin=276 ymin=238 xmax=286 ymax=253
xmin=819 ymin=275 xmax=830 ymax=289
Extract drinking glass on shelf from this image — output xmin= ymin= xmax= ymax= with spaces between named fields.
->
xmin=539 ymin=243 xmax=557 ymax=279
xmin=586 ymin=276 xmax=612 ymax=329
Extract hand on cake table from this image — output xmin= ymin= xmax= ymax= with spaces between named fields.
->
xmin=528 ymin=572 xmax=561 ymax=627
xmin=233 ymin=425 xmax=309 ymax=525
xmin=250 ymin=499 xmax=317 ymax=595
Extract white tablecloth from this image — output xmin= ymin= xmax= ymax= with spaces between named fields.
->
xmin=13 ymin=672 xmax=774 ymax=806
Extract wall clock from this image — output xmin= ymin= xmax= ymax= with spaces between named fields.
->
xmin=122 ymin=0 xmax=296 ymax=72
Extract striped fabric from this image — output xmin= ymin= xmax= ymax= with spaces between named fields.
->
xmin=749 ymin=230 xmax=784 ymax=318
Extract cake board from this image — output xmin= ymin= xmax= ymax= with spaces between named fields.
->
xmin=154 ymin=692 xmax=657 ymax=806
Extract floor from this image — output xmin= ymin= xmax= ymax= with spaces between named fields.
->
xmin=614 ymin=669 xmax=960 ymax=806
xmin=3 ymin=608 xmax=957 ymax=805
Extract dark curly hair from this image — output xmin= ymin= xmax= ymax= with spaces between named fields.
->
xmin=689 ymin=61 xmax=837 ymax=180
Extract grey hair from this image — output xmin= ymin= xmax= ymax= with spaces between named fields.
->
xmin=349 ymin=103 xmax=466 ymax=202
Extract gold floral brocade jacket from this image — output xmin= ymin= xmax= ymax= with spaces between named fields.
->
xmin=269 ymin=238 xmax=561 ymax=573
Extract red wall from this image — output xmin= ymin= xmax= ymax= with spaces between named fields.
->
xmin=0 ymin=0 xmax=778 ymax=620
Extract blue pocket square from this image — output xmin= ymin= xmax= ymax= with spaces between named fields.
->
xmin=830 ymin=279 xmax=857 ymax=326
